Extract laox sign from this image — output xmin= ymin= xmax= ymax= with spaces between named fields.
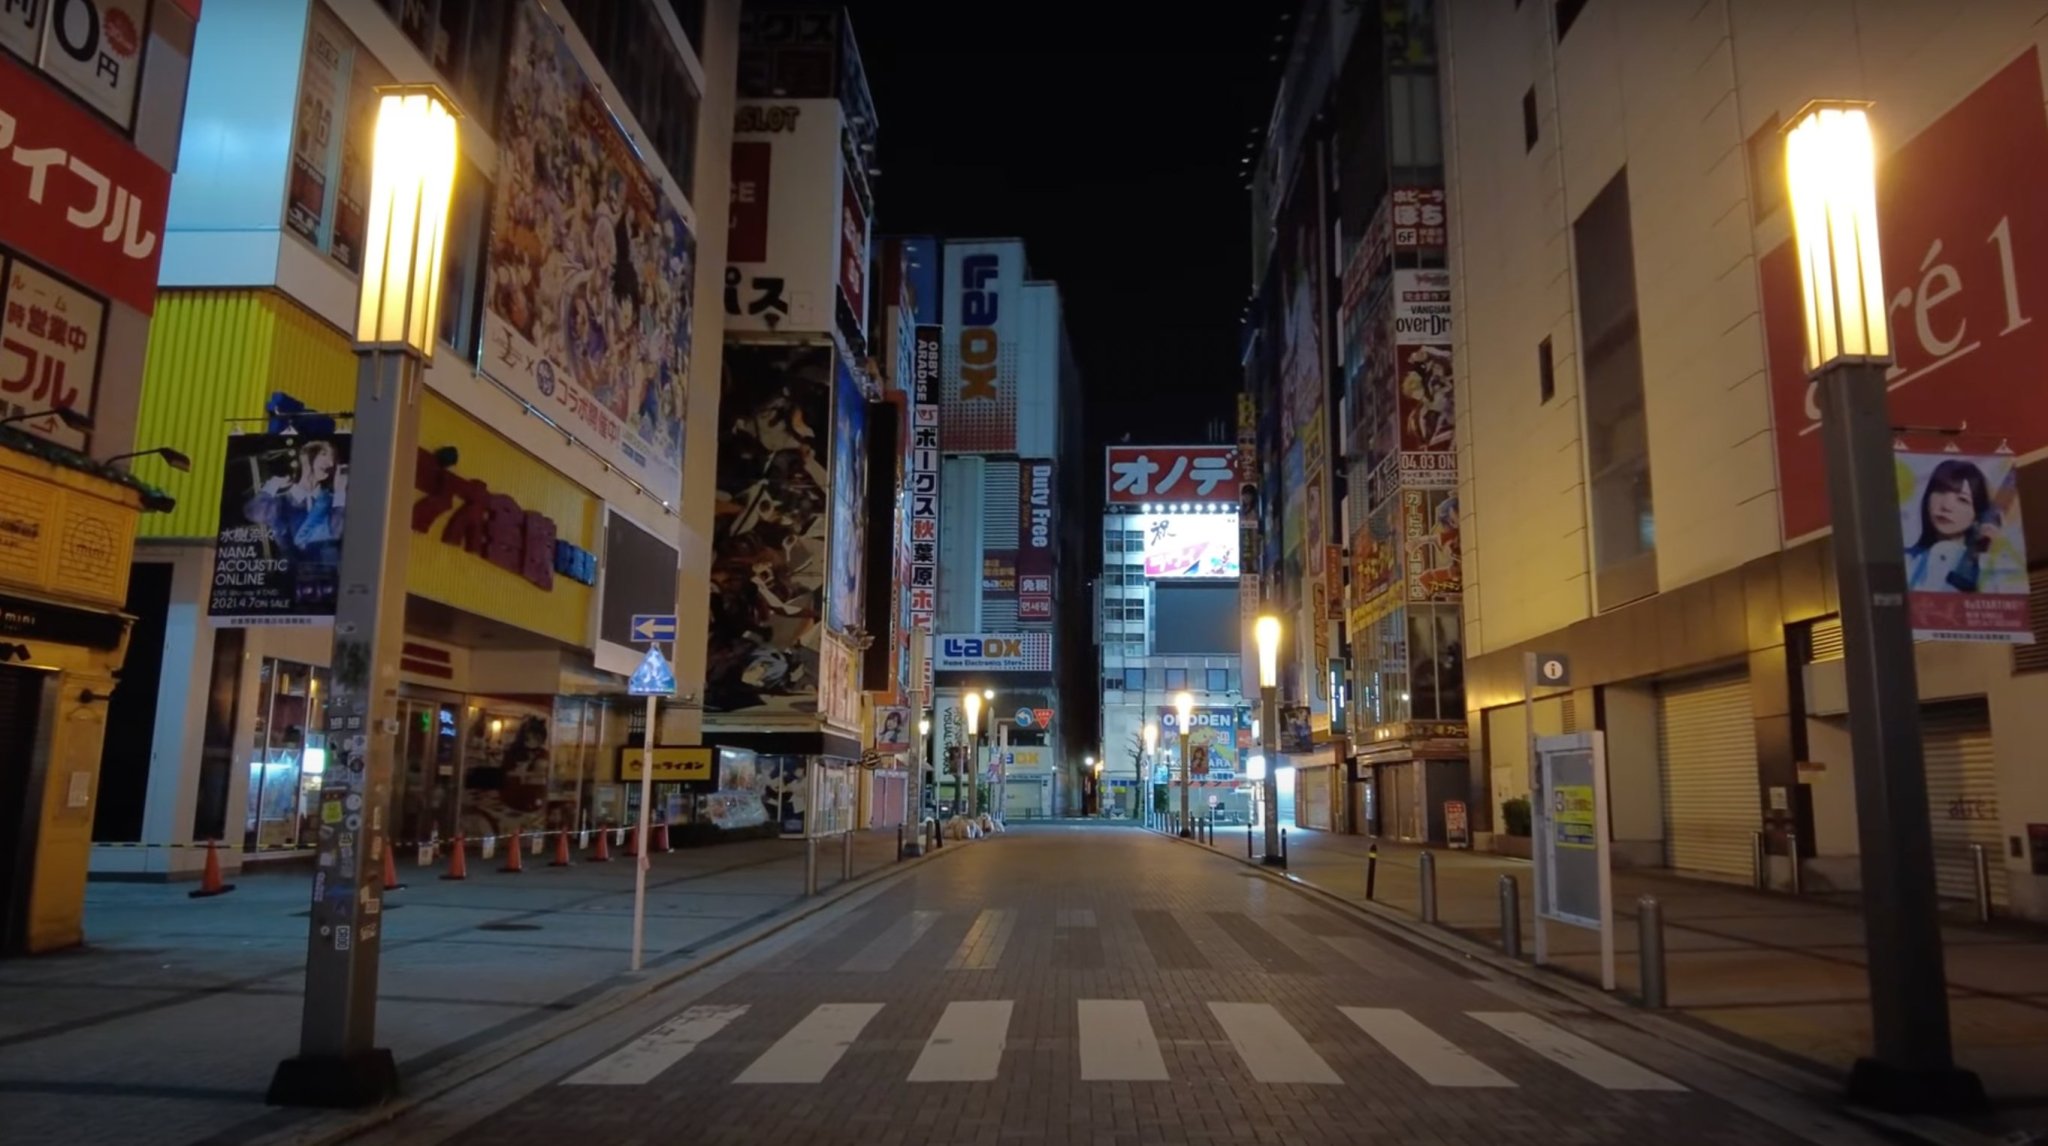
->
xmin=945 ymin=636 xmax=1020 ymax=659
xmin=957 ymin=253 xmax=1000 ymax=401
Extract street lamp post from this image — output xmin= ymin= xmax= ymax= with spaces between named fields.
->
xmin=1175 ymin=691 xmax=1194 ymax=837
xmin=1142 ymin=721 xmax=1158 ymax=822
xmin=269 ymin=87 xmax=459 ymax=1108
xmin=963 ymin=690 xmax=982 ymax=820
xmin=1085 ymin=755 xmax=1096 ymax=815
xmin=1255 ymin=615 xmax=1283 ymax=866
xmin=904 ymin=634 xmax=928 ymax=856
xmin=1784 ymin=102 xmax=1982 ymax=1113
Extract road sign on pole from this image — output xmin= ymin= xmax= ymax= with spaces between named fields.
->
xmin=628 ymin=645 xmax=677 ymax=697
xmin=626 ymin=641 xmax=673 ymax=973
xmin=630 ymin=614 xmax=679 ymax=644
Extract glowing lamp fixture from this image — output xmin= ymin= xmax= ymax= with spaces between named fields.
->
xmin=918 ymin=717 xmax=931 ymax=737
xmin=1175 ymin=690 xmax=1194 ymax=728
xmin=1784 ymin=102 xmax=1891 ymax=371
xmin=1254 ymin=615 xmax=1281 ymax=690
xmin=964 ymin=690 xmax=982 ymax=737
xmin=355 ymin=86 xmax=460 ymax=358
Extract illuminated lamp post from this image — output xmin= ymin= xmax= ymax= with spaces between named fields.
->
xmin=1255 ymin=614 xmax=1283 ymax=865
xmin=1175 ymin=690 xmax=1194 ymax=837
xmin=963 ymin=689 xmax=982 ymax=819
xmin=1143 ymin=721 xmax=1158 ymax=821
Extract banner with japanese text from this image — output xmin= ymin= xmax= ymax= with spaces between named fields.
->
xmin=1898 ymin=449 xmax=2032 ymax=643
xmin=208 ymin=432 xmax=352 ymax=626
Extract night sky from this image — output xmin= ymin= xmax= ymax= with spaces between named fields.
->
xmin=845 ymin=5 xmax=1284 ymax=498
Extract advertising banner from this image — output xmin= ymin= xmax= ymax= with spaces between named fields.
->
xmin=207 ymin=432 xmax=351 ymax=626
xmin=908 ymin=324 xmax=942 ymax=630
xmin=722 ymin=99 xmax=841 ymax=334
xmin=942 ymin=240 xmax=1025 ymax=453
xmin=706 ymin=344 xmax=831 ymax=717
xmin=874 ymin=705 xmax=911 ymax=753
xmin=1157 ymin=707 xmax=1245 ymax=776
xmin=482 ymin=1 xmax=695 ymax=502
xmin=1390 ymin=187 xmax=1448 ymax=251
xmin=934 ymin=632 xmax=1052 ymax=673
xmin=1143 ymin=512 xmax=1240 ymax=579
xmin=0 ymin=50 xmax=171 ymax=315
xmin=1106 ymin=444 xmax=1241 ymax=505
xmin=826 ymin=355 xmax=866 ymax=635
xmin=1401 ymin=487 xmax=1462 ymax=603
xmin=1767 ymin=49 xmax=2048 ymax=541
xmin=1018 ymin=459 xmax=1054 ymax=621
xmin=1898 ymin=449 xmax=2032 ymax=643
xmin=284 ymin=7 xmax=388 ymax=274
xmin=1351 ymin=498 xmax=1399 ymax=629
xmin=0 ymin=256 xmax=104 ymax=450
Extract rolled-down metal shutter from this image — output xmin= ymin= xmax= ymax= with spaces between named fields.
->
xmin=1657 ymin=673 xmax=1759 ymax=878
xmin=1920 ymin=702 xmax=2007 ymax=909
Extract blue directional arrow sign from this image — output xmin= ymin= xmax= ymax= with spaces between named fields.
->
xmin=631 ymin=614 xmax=679 ymax=643
xmin=628 ymin=644 xmax=677 ymax=697
xmin=1015 ymin=707 xmax=1033 ymax=729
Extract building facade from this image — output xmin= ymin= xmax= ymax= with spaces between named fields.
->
xmin=85 ymin=0 xmax=742 ymax=900
xmin=1443 ymin=1 xmax=2048 ymax=919
xmin=0 ymin=0 xmax=203 ymax=953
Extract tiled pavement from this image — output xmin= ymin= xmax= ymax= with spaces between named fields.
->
xmin=356 ymin=824 xmax=1903 ymax=1146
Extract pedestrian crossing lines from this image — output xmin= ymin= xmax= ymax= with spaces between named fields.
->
xmin=561 ymin=999 xmax=1686 ymax=1094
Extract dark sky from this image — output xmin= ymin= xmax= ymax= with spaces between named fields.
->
xmin=844 ymin=5 xmax=1283 ymax=471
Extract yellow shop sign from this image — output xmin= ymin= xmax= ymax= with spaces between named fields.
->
xmin=619 ymin=747 xmax=715 ymax=782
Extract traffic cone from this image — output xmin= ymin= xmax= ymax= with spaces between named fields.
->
xmin=651 ymin=821 xmax=671 ymax=854
xmin=441 ymin=832 xmax=469 ymax=880
xmin=624 ymin=822 xmax=640 ymax=858
xmin=382 ymin=842 xmax=406 ymax=891
xmin=188 ymin=839 xmax=235 ymax=898
xmin=500 ymin=826 xmax=525 ymax=873
xmin=550 ymin=829 xmax=574 ymax=867
xmin=590 ymin=822 xmax=613 ymax=862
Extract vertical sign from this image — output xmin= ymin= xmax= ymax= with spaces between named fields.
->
xmin=1018 ymin=459 xmax=1054 ymax=621
xmin=908 ymin=324 xmax=942 ymax=633
xmin=0 ymin=258 xmax=105 ymax=449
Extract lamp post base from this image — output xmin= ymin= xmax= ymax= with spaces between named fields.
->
xmin=1846 ymin=1057 xmax=1986 ymax=1115
xmin=1258 ymin=854 xmax=1286 ymax=868
xmin=267 ymin=1048 xmax=399 ymax=1108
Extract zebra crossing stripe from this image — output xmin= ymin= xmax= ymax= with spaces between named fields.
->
xmin=735 ymin=1003 xmax=884 ymax=1084
xmin=839 ymin=911 xmax=941 ymax=973
xmin=947 ymin=909 xmax=1017 ymax=970
xmin=1077 ymin=999 xmax=1168 ymax=1081
xmin=908 ymin=1000 xmax=1013 ymax=1082
xmin=563 ymin=1005 xmax=748 ymax=1086
xmin=1340 ymin=1007 xmax=1515 ymax=1088
xmin=1207 ymin=1002 xmax=1342 ymax=1084
xmin=1468 ymin=1012 xmax=1686 ymax=1091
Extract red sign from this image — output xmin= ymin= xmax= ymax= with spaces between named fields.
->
xmin=1767 ymin=49 xmax=2048 ymax=541
xmin=412 ymin=449 xmax=559 ymax=590
xmin=0 ymin=53 xmax=171 ymax=315
xmin=1032 ymin=708 xmax=1052 ymax=730
xmin=727 ymin=141 xmax=771 ymax=263
xmin=1105 ymin=445 xmax=1242 ymax=505
xmin=839 ymin=174 xmax=867 ymax=326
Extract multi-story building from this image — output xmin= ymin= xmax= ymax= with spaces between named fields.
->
xmin=84 ymin=0 xmax=740 ymax=906
xmin=0 ymin=0 xmax=204 ymax=954
xmin=1096 ymin=443 xmax=1257 ymax=822
xmin=1445 ymin=3 xmax=2048 ymax=920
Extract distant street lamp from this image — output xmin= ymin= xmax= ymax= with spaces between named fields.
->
xmin=963 ymin=690 xmax=983 ymax=818
xmin=1175 ymin=690 xmax=1194 ymax=837
xmin=271 ymin=85 xmax=459 ymax=1109
xmin=1254 ymin=614 xmax=1282 ymax=865
xmin=1784 ymin=101 xmax=1981 ymax=1114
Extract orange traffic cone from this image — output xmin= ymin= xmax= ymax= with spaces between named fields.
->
xmin=500 ymin=826 xmax=525 ymax=873
xmin=441 ymin=832 xmax=469 ymax=880
xmin=590 ymin=822 xmax=613 ymax=862
xmin=652 ymin=821 xmax=671 ymax=854
xmin=382 ymin=842 xmax=406 ymax=891
xmin=188 ymin=839 xmax=235 ymax=898
xmin=550 ymin=829 xmax=574 ymax=867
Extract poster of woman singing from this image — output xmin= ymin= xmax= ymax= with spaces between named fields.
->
xmin=208 ymin=432 xmax=352 ymax=625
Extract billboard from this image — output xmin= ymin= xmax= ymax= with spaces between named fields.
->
xmin=1767 ymin=49 xmax=2048 ymax=541
xmin=1143 ymin=513 xmax=1241 ymax=579
xmin=1018 ymin=459 xmax=1054 ymax=621
xmin=722 ymin=99 xmax=843 ymax=334
xmin=483 ymin=1 xmax=695 ymax=501
xmin=826 ymin=355 xmax=866 ymax=635
xmin=942 ymin=240 xmax=1024 ymax=453
xmin=1897 ymin=449 xmax=2032 ymax=643
xmin=934 ymin=632 xmax=1052 ymax=672
xmin=1402 ymin=487 xmax=1461 ymax=604
xmin=1 ymin=256 xmax=105 ymax=450
xmin=705 ymin=344 xmax=831 ymax=716
xmin=907 ymin=325 xmax=942 ymax=631
xmin=1106 ymin=445 xmax=1242 ymax=505
xmin=208 ymin=432 xmax=351 ymax=626
xmin=1158 ymin=706 xmax=1247 ymax=777
xmin=1390 ymin=187 xmax=1448 ymax=251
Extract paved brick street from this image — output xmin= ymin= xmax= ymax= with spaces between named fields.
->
xmin=355 ymin=824 xmax=1903 ymax=1146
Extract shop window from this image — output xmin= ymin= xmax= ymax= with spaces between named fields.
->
xmin=244 ymin=659 xmax=331 ymax=852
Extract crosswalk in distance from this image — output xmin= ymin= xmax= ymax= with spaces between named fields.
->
xmin=562 ymin=1000 xmax=1686 ymax=1092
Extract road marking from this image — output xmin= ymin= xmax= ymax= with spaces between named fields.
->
xmin=1207 ymin=1002 xmax=1342 ymax=1084
xmin=1318 ymin=934 xmax=1423 ymax=979
xmin=735 ymin=1003 xmax=883 ymax=1084
xmin=946 ymin=909 xmax=1016 ymax=970
xmin=1340 ymin=1007 xmax=1515 ymax=1088
xmin=562 ymin=1005 xmax=748 ymax=1086
xmin=1468 ymin=1012 xmax=1685 ymax=1091
xmin=839 ymin=910 xmax=940 ymax=973
xmin=907 ymin=1000 xmax=1013 ymax=1082
xmin=1078 ymin=1000 xmax=1169 ymax=1081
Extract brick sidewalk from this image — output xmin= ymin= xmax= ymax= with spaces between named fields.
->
xmin=0 ymin=830 xmax=911 ymax=1145
xmin=1193 ymin=824 xmax=2048 ymax=1108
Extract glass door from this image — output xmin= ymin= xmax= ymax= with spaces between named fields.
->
xmin=395 ymin=699 xmax=462 ymax=845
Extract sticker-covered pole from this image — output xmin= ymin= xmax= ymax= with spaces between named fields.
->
xmin=631 ymin=687 xmax=659 ymax=971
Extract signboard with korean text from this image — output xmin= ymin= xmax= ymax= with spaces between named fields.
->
xmin=0 ymin=256 xmax=103 ymax=449
xmin=0 ymin=50 xmax=171 ymax=315
xmin=208 ymin=432 xmax=351 ymax=626
xmin=1018 ymin=459 xmax=1053 ymax=621
xmin=934 ymin=632 xmax=1052 ymax=673
xmin=908 ymin=324 xmax=942 ymax=631
xmin=482 ymin=1 xmax=695 ymax=503
xmin=942 ymin=239 xmax=1025 ymax=453
xmin=1106 ymin=445 xmax=1241 ymax=506
xmin=1767 ymin=49 xmax=2048 ymax=542
xmin=1897 ymin=448 xmax=2033 ymax=643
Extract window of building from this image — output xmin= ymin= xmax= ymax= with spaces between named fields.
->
xmin=1522 ymin=87 xmax=1540 ymax=152
xmin=1746 ymin=112 xmax=1786 ymax=224
xmin=1126 ymin=562 xmax=1147 ymax=582
xmin=244 ymin=659 xmax=332 ymax=852
xmin=556 ymin=0 xmax=702 ymax=197
xmin=1206 ymin=667 xmax=1229 ymax=692
xmin=1573 ymin=170 xmax=1658 ymax=610
xmin=380 ymin=0 xmax=506 ymax=122
xmin=1125 ymin=635 xmax=1146 ymax=651
xmin=1538 ymin=337 xmax=1555 ymax=403
xmin=1164 ymin=667 xmax=1189 ymax=691
xmin=1124 ymin=599 xmax=1146 ymax=620
xmin=1123 ymin=667 xmax=1147 ymax=692
xmin=437 ymin=158 xmax=492 ymax=362
xmin=1555 ymin=0 xmax=1589 ymax=41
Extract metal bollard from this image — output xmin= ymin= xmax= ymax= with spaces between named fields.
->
xmin=1366 ymin=843 xmax=1379 ymax=900
xmin=897 ymin=824 xmax=904 ymax=861
xmin=842 ymin=828 xmax=854 ymax=881
xmin=1499 ymin=874 xmax=1521 ymax=958
xmin=1752 ymin=829 xmax=1767 ymax=890
xmin=1280 ymin=828 xmax=1289 ymax=869
xmin=1419 ymin=850 xmax=1439 ymax=924
xmin=1787 ymin=832 xmax=1803 ymax=896
xmin=1971 ymin=843 xmax=1993 ymax=923
xmin=1638 ymin=895 xmax=1667 ymax=1009
xmin=1247 ymin=823 xmax=1255 ymax=858
xmin=804 ymin=836 xmax=819 ymax=897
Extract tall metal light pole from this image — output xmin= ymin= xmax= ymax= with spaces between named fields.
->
xmin=963 ymin=690 xmax=982 ymax=819
xmin=1175 ymin=690 xmax=1194 ymax=837
xmin=1255 ymin=615 xmax=1283 ymax=865
xmin=1142 ymin=721 xmax=1158 ymax=821
xmin=269 ymin=87 xmax=459 ymax=1108
xmin=1784 ymin=101 xmax=1982 ymax=1114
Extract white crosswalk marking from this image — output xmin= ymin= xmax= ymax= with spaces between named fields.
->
xmin=947 ymin=909 xmax=1017 ymax=970
xmin=1340 ymin=1007 xmax=1515 ymax=1088
xmin=735 ymin=1003 xmax=884 ymax=1084
xmin=1468 ymin=1012 xmax=1685 ymax=1091
xmin=908 ymin=1001 xmax=1013 ymax=1082
xmin=1078 ymin=999 xmax=1168 ymax=1081
xmin=1208 ymin=1002 xmax=1342 ymax=1084
xmin=840 ymin=911 xmax=940 ymax=973
xmin=564 ymin=1005 xmax=748 ymax=1086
